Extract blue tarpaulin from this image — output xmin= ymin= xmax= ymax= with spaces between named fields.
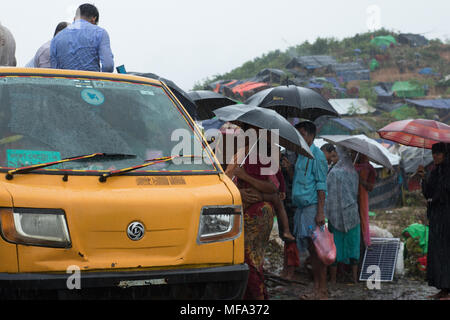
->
xmin=418 ymin=68 xmax=439 ymax=76
xmin=305 ymin=77 xmax=347 ymax=93
xmin=332 ymin=118 xmax=374 ymax=131
xmin=405 ymin=99 xmax=450 ymax=110
xmin=337 ymin=70 xmax=370 ymax=82
xmin=333 ymin=62 xmax=371 ymax=82
xmin=374 ymin=85 xmax=393 ymax=97
xmin=318 ymin=117 xmax=374 ymax=135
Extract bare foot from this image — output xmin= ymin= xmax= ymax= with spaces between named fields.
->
xmin=285 ymin=269 xmax=295 ymax=280
xmin=280 ymin=266 xmax=295 ymax=280
xmin=281 ymin=232 xmax=296 ymax=242
xmin=317 ymin=290 xmax=329 ymax=300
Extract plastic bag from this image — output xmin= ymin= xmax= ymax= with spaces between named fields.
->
xmin=310 ymin=225 xmax=336 ymax=266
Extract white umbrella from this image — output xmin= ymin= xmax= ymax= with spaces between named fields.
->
xmin=320 ymin=134 xmax=395 ymax=170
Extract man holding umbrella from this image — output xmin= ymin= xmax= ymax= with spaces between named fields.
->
xmin=291 ymin=121 xmax=329 ymax=300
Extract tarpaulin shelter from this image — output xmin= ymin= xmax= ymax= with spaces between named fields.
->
xmin=286 ymin=55 xmax=337 ymax=72
xmin=306 ymin=77 xmax=347 ymax=94
xmin=405 ymin=99 xmax=450 ymax=110
xmin=207 ymin=79 xmax=233 ymax=92
xmin=398 ymin=33 xmax=429 ymax=47
xmin=332 ymin=62 xmax=371 ymax=82
xmin=370 ymin=59 xmax=380 ymax=71
xmin=256 ymin=68 xmax=286 ymax=84
xmin=418 ymin=68 xmax=438 ymax=76
xmin=374 ymin=84 xmax=394 ymax=103
xmin=392 ymin=81 xmax=426 ymax=98
xmin=231 ymin=81 xmax=271 ymax=99
xmin=328 ymin=98 xmax=376 ymax=115
xmin=375 ymin=103 xmax=405 ymax=113
xmin=371 ymin=35 xmax=397 ymax=47
xmin=287 ymin=77 xmax=306 ymax=87
xmin=316 ymin=117 xmax=374 ymax=136
xmin=369 ymin=169 xmax=402 ymax=209
xmin=217 ymin=80 xmax=252 ymax=97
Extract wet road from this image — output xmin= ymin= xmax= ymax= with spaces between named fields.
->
xmin=264 ymin=226 xmax=438 ymax=301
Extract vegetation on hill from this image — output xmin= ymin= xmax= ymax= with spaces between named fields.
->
xmin=193 ymin=28 xmax=450 ymax=97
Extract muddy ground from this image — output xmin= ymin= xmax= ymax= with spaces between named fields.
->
xmin=263 ymin=195 xmax=439 ymax=300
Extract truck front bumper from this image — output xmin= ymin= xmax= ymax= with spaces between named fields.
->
xmin=0 ymin=264 xmax=249 ymax=300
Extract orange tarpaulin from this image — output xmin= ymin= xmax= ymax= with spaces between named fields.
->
xmin=232 ymin=82 xmax=270 ymax=97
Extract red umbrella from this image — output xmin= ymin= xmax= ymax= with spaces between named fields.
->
xmin=378 ymin=119 xmax=450 ymax=149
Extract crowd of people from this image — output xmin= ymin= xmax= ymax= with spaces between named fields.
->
xmin=1 ymin=3 xmax=449 ymax=302
xmin=224 ymin=120 xmax=374 ymax=300
xmin=225 ymin=120 xmax=450 ymax=301
xmin=1 ymin=3 xmax=114 ymax=72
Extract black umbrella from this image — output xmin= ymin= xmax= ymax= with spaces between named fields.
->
xmin=129 ymin=72 xmax=198 ymax=120
xmin=213 ymin=104 xmax=313 ymax=159
xmin=187 ymin=90 xmax=237 ymax=120
xmin=245 ymin=85 xmax=339 ymax=121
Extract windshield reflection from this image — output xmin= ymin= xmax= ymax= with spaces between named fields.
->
xmin=0 ymin=76 xmax=216 ymax=173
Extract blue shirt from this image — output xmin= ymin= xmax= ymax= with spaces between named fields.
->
xmin=291 ymin=143 xmax=328 ymax=208
xmin=50 ymin=19 xmax=114 ymax=72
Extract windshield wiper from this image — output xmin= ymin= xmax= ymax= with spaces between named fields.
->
xmin=6 ymin=153 xmax=137 ymax=180
xmin=99 ymin=155 xmax=203 ymax=183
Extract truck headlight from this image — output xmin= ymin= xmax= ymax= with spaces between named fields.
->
xmin=197 ymin=206 xmax=242 ymax=244
xmin=0 ymin=208 xmax=71 ymax=248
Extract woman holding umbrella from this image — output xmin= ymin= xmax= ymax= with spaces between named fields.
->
xmin=213 ymin=104 xmax=313 ymax=300
xmin=225 ymin=124 xmax=295 ymax=300
xmin=417 ymin=142 xmax=450 ymax=300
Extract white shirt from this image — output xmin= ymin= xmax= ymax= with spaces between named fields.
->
xmin=27 ymin=40 xmax=51 ymax=68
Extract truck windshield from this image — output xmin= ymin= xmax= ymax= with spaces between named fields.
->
xmin=0 ymin=75 xmax=217 ymax=174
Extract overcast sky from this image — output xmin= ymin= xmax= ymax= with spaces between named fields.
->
xmin=1 ymin=0 xmax=449 ymax=91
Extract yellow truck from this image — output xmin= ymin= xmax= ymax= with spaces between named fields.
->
xmin=0 ymin=68 xmax=247 ymax=299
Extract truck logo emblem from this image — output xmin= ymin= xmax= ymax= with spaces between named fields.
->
xmin=127 ymin=222 xmax=145 ymax=241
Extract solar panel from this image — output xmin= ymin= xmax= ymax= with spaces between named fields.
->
xmin=360 ymin=238 xmax=400 ymax=282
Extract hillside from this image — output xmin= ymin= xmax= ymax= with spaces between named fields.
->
xmin=194 ymin=29 xmax=450 ymax=128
